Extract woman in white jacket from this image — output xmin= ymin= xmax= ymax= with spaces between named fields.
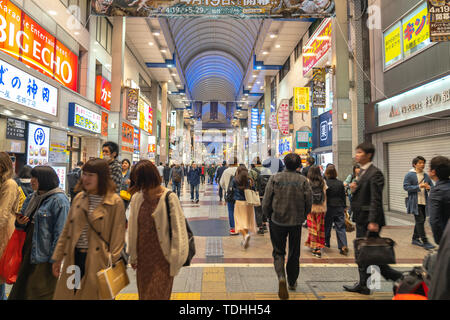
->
xmin=127 ymin=160 xmax=188 ymax=300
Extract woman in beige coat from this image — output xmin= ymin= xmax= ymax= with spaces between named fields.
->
xmin=127 ymin=160 xmax=188 ymax=300
xmin=51 ymin=158 xmax=126 ymax=300
xmin=0 ymin=152 xmax=20 ymax=300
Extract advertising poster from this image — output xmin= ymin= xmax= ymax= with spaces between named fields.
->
xmin=384 ymin=21 xmax=403 ymax=68
xmin=101 ymin=112 xmax=109 ymax=137
xmin=95 ymin=76 xmax=112 ymax=110
xmin=0 ymin=0 xmax=78 ymax=91
xmin=27 ymin=123 xmax=50 ymax=167
xmin=52 ymin=166 xmax=67 ymax=191
xmin=428 ymin=0 xmax=450 ymax=42
xmin=91 ymin=0 xmax=335 ymax=19
xmin=68 ymin=103 xmax=102 ymax=134
xmin=277 ymin=99 xmax=290 ymax=136
xmin=278 ymin=137 xmax=292 ymax=156
xmin=126 ymin=88 xmax=139 ymax=120
xmin=402 ymin=2 xmax=431 ymax=58
xmin=312 ymin=68 xmax=326 ymax=108
xmin=122 ymin=122 xmax=134 ymax=144
xmin=319 ymin=110 xmax=332 ymax=148
xmin=303 ymin=18 xmax=332 ymax=76
xmin=294 ymin=87 xmax=310 ymax=112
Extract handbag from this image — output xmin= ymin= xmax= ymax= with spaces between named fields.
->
xmin=120 ymin=190 xmax=131 ymax=201
xmin=354 ymin=234 xmax=396 ymax=266
xmin=0 ymin=229 xmax=26 ymax=284
xmin=345 ymin=210 xmax=355 ymax=233
xmin=96 ymin=257 xmax=130 ymax=300
xmin=244 ymin=189 xmax=261 ymax=207
xmin=166 ymin=191 xmax=196 ymax=266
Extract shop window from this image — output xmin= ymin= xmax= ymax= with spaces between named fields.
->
xmin=96 ymin=17 xmax=113 ymax=54
xmin=294 ymin=38 xmax=303 ymax=61
xmin=279 ymin=57 xmax=290 ymax=83
xmin=60 ymin=0 xmax=88 ymax=25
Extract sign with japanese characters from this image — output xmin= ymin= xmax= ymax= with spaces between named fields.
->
xmin=384 ymin=22 xmax=403 ymax=68
xmin=294 ymin=87 xmax=310 ymax=112
xmin=278 ymin=137 xmax=292 ymax=156
xmin=402 ymin=1 xmax=431 ymax=58
xmin=137 ymin=96 xmax=152 ymax=134
xmin=277 ymin=99 xmax=290 ymax=136
xmin=68 ymin=103 xmax=102 ymax=134
xmin=6 ymin=118 xmax=26 ymax=140
xmin=312 ymin=68 xmax=326 ymax=108
xmin=0 ymin=59 xmax=58 ymax=116
xmin=95 ymin=75 xmax=111 ymax=110
xmin=269 ymin=113 xmax=278 ymax=131
xmin=91 ymin=0 xmax=335 ymax=19
xmin=101 ymin=111 xmax=108 ymax=137
xmin=376 ymin=74 xmax=450 ymax=127
xmin=126 ymin=88 xmax=139 ymax=121
xmin=122 ymin=122 xmax=134 ymax=144
xmin=52 ymin=166 xmax=67 ymax=191
xmin=319 ymin=110 xmax=332 ymax=147
xmin=133 ymin=127 xmax=140 ymax=151
xmin=303 ymin=18 xmax=332 ymax=76
xmin=0 ymin=0 xmax=78 ymax=91
xmin=296 ymin=130 xmax=312 ymax=149
xmin=428 ymin=0 xmax=450 ymax=42
xmin=27 ymin=123 xmax=50 ymax=167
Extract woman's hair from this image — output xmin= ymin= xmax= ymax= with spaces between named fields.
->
xmin=74 ymin=158 xmax=115 ymax=196
xmin=31 ymin=166 xmax=60 ymax=192
xmin=352 ymin=164 xmax=361 ymax=179
xmin=235 ymin=166 xmax=251 ymax=190
xmin=122 ymin=159 xmax=131 ymax=167
xmin=307 ymin=165 xmax=324 ymax=189
xmin=325 ymin=164 xmax=337 ymax=179
xmin=128 ymin=160 xmax=162 ymax=195
xmin=18 ymin=165 xmax=33 ymax=179
xmin=0 ymin=152 xmax=13 ymax=183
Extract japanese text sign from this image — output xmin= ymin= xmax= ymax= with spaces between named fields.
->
xmin=0 ymin=58 xmax=58 ymax=116
xmin=0 ymin=0 xmax=78 ymax=91
xmin=402 ymin=2 xmax=430 ymax=58
xmin=428 ymin=0 xmax=450 ymax=42
xmin=95 ymin=75 xmax=111 ymax=110
xmin=126 ymin=88 xmax=139 ymax=121
xmin=68 ymin=103 xmax=102 ymax=134
xmin=277 ymin=99 xmax=290 ymax=136
xmin=384 ymin=22 xmax=403 ymax=68
xmin=303 ymin=18 xmax=332 ymax=76
xmin=133 ymin=127 xmax=140 ymax=150
xmin=319 ymin=110 xmax=332 ymax=148
xmin=27 ymin=123 xmax=50 ymax=167
xmin=294 ymin=87 xmax=310 ymax=112
xmin=101 ymin=111 xmax=108 ymax=137
xmin=122 ymin=122 xmax=133 ymax=144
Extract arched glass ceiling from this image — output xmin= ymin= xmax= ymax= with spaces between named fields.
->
xmin=168 ymin=18 xmax=262 ymax=102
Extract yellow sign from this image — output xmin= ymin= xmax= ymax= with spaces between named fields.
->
xmin=384 ymin=22 xmax=402 ymax=67
xmin=138 ymin=98 xmax=145 ymax=130
xmin=294 ymin=87 xmax=310 ymax=112
xmin=402 ymin=2 xmax=430 ymax=57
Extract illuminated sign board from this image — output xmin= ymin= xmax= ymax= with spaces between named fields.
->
xmin=68 ymin=103 xmax=101 ymax=134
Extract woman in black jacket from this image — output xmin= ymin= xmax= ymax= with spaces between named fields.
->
xmin=324 ymin=165 xmax=348 ymax=255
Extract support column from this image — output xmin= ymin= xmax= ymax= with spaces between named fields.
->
xmin=160 ymin=82 xmax=168 ymax=163
xmin=332 ymin=0 xmax=353 ymax=178
xmin=264 ymin=76 xmax=272 ymax=159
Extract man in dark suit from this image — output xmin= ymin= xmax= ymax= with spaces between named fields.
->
xmin=343 ymin=142 xmax=402 ymax=295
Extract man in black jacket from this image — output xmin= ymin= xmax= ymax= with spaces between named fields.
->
xmin=343 ymin=142 xmax=402 ymax=295
xmin=163 ymin=163 xmax=171 ymax=187
xmin=215 ymin=161 xmax=228 ymax=202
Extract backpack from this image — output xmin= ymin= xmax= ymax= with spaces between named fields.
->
xmin=258 ymin=174 xmax=271 ymax=197
xmin=311 ymin=185 xmax=325 ymax=205
xmin=173 ymin=169 xmax=182 ymax=183
xmin=225 ymin=176 xmax=235 ymax=203
xmin=165 ymin=191 xmax=196 ymax=266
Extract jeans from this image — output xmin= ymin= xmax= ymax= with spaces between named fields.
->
xmin=172 ymin=182 xmax=181 ymax=198
xmin=254 ymin=205 xmax=265 ymax=228
xmin=201 ymin=175 xmax=205 ymax=184
xmin=413 ymin=205 xmax=428 ymax=242
xmin=218 ymin=186 xmax=223 ymax=201
xmin=355 ymin=224 xmax=403 ymax=288
xmin=164 ymin=179 xmax=169 ymax=188
xmin=324 ymin=206 xmax=348 ymax=249
xmin=0 ymin=283 xmax=6 ymax=300
xmin=269 ymin=221 xmax=302 ymax=286
xmin=227 ymin=201 xmax=235 ymax=229
xmin=190 ymin=184 xmax=199 ymax=201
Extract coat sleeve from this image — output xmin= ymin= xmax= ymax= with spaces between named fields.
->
xmin=0 ymin=181 xmax=18 ymax=230
xmin=368 ymin=170 xmax=384 ymax=224
xmin=51 ymin=201 xmax=75 ymax=262
xmin=403 ymin=173 xmax=420 ymax=193
xmin=262 ymin=176 xmax=275 ymax=219
xmin=49 ymin=196 xmax=70 ymax=263
xmin=168 ymin=193 xmax=189 ymax=276
xmin=109 ymin=198 xmax=126 ymax=263
xmin=304 ymin=179 xmax=312 ymax=218
xmin=219 ymin=171 xmax=226 ymax=190
xmin=429 ymin=188 xmax=444 ymax=245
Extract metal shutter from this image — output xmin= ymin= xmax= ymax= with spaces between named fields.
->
xmin=388 ymin=135 xmax=450 ymax=213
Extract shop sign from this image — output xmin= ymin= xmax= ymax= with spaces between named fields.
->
xmin=294 ymin=87 xmax=310 ymax=112
xmin=170 ymin=110 xmax=177 ymax=127
xmin=0 ymin=1 xmax=78 ymax=91
xmin=296 ymin=131 xmax=312 ymax=150
xmin=91 ymin=0 xmax=336 ymax=19
xmin=138 ymin=96 xmax=152 ymax=133
xmin=101 ymin=112 xmax=108 ymax=137
xmin=52 ymin=166 xmax=67 ymax=191
xmin=126 ymin=88 xmax=139 ymax=121
xmin=95 ymin=75 xmax=111 ymax=110
xmin=68 ymin=103 xmax=101 ymax=134
xmin=377 ymin=74 xmax=450 ymax=127
xmin=277 ymin=99 xmax=289 ymax=136
xmin=384 ymin=22 xmax=403 ymax=68
xmin=319 ymin=110 xmax=332 ymax=148
xmin=269 ymin=114 xmax=278 ymax=131
xmin=312 ymin=68 xmax=326 ymax=108
xmin=303 ymin=18 xmax=332 ymax=76
xmin=403 ymin=2 xmax=431 ymax=58
xmin=6 ymin=118 xmax=26 ymax=140
xmin=122 ymin=122 xmax=133 ymax=144
xmin=49 ymin=142 xmax=69 ymax=163
xmin=121 ymin=145 xmax=133 ymax=153
xmin=428 ymin=0 xmax=450 ymax=42
xmin=278 ymin=137 xmax=292 ymax=156
xmin=251 ymin=108 xmax=259 ymax=143
xmin=0 ymin=59 xmax=58 ymax=116
xmin=27 ymin=123 xmax=50 ymax=167
xmin=133 ymin=127 xmax=140 ymax=150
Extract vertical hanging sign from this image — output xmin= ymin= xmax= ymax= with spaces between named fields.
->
xmin=126 ymin=88 xmax=139 ymax=120
xmin=294 ymin=87 xmax=310 ymax=112
xmin=277 ymin=99 xmax=290 ymax=136
xmin=428 ymin=0 xmax=450 ymax=42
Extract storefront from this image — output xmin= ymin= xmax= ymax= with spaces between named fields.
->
xmin=367 ymin=73 xmax=450 ymax=213
xmin=311 ymin=109 xmax=333 ymax=167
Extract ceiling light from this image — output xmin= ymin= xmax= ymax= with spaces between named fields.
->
xmin=148 ymin=42 xmax=154 ymax=46
xmin=257 ymin=81 xmax=260 ymax=84
xmin=260 ymin=86 xmax=264 ymax=90
xmin=48 ymin=10 xmax=57 ymax=16
xmin=262 ymin=51 xmax=268 ymax=55
xmin=270 ymin=34 xmax=277 ymax=38
xmin=248 ymin=85 xmax=252 ymax=89
xmin=275 ymin=44 xmax=281 ymax=48
xmin=252 ymin=75 xmax=257 ymax=78
xmin=161 ymin=49 xmax=167 ymax=53
xmin=256 ymin=66 xmax=262 ymax=70
xmin=152 ymin=31 xmax=160 ymax=36
xmin=171 ymin=73 xmax=176 ymax=76
xmin=74 ymin=32 xmax=80 ymax=36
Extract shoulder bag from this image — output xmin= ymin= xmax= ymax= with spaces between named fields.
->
xmin=354 ymin=233 xmax=396 ymax=266
xmin=244 ymin=188 xmax=261 ymax=206
xmin=166 ymin=191 xmax=196 ymax=266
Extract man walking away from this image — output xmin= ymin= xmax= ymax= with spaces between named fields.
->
xmin=188 ymin=163 xmax=201 ymax=203
xmin=67 ymin=161 xmax=84 ymax=202
xmin=220 ymin=157 xmax=239 ymax=235
xmin=428 ymin=156 xmax=450 ymax=245
xmin=403 ymin=156 xmax=435 ymax=250
xmin=343 ymin=142 xmax=402 ymax=295
xmin=263 ymin=149 xmax=285 ymax=175
xmin=157 ymin=162 xmax=165 ymax=184
xmin=170 ymin=164 xmax=183 ymax=198
xmin=249 ymin=157 xmax=271 ymax=235
xmin=216 ymin=161 xmax=228 ymax=202
xmin=301 ymin=156 xmax=315 ymax=177
xmin=102 ymin=141 xmax=122 ymax=194
xmin=262 ymin=153 xmax=312 ymax=300
xmin=163 ymin=163 xmax=171 ymax=188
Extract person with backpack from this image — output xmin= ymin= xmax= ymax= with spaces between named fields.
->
xmin=67 ymin=161 xmax=84 ymax=202
xmin=305 ymin=165 xmax=328 ymax=258
xmin=262 ymin=149 xmax=285 ymax=175
xmin=220 ymin=157 xmax=239 ymax=235
xmin=170 ymin=164 xmax=183 ymax=198
xmin=249 ymin=158 xmax=272 ymax=235
xmin=262 ymin=153 xmax=312 ymax=300
xmin=163 ymin=163 xmax=171 ymax=188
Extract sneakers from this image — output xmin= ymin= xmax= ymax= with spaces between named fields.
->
xmin=257 ymin=228 xmax=265 ymax=235
xmin=230 ymin=228 xmax=239 ymax=235
xmin=195 ymin=199 xmax=199 ymax=203
xmin=243 ymin=234 xmax=251 ymax=249
xmin=423 ymin=242 xmax=436 ymax=250
xmin=278 ymin=278 xmax=289 ymax=300
xmin=412 ymin=239 xmax=423 ymax=247
xmin=312 ymin=249 xmax=321 ymax=258
xmin=340 ymin=246 xmax=349 ymax=256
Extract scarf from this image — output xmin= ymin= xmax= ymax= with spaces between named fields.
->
xmin=24 ymin=187 xmax=65 ymax=219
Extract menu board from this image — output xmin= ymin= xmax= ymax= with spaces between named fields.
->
xmin=6 ymin=118 xmax=26 ymax=140
xmin=52 ymin=166 xmax=67 ymax=191
xmin=27 ymin=123 xmax=50 ymax=167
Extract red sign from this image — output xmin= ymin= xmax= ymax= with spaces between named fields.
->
xmin=121 ymin=122 xmax=133 ymax=144
xmin=148 ymin=144 xmax=156 ymax=153
xmin=303 ymin=18 xmax=332 ymax=76
xmin=0 ymin=0 xmax=78 ymax=91
xmin=277 ymin=99 xmax=290 ymax=136
xmin=95 ymin=75 xmax=111 ymax=110
xmin=101 ymin=112 xmax=108 ymax=137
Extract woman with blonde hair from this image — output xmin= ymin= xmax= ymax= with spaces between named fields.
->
xmin=51 ymin=158 xmax=125 ymax=300
xmin=0 ymin=152 xmax=21 ymax=300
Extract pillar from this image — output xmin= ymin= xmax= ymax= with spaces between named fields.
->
xmin=264 ymin=76 xmax=272 ymax=159
xmin=160 ymin=82 xmax=168 ymax=163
